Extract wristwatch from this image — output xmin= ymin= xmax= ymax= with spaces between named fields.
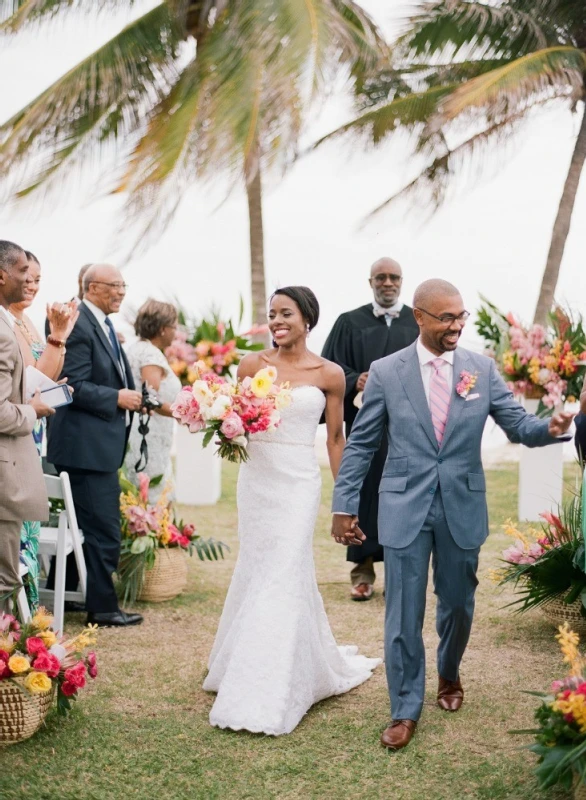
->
xmin=47 ymin=335 xmax=66 ymax=349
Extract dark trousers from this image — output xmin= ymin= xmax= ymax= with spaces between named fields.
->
xmin=48 ymin=468 xmax=121 ymax=613
xmin=383 ymin=490 xmax=480 ymax=721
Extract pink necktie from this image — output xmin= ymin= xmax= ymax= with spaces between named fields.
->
xmin=429 ymin=358 xmax=451 ymax=445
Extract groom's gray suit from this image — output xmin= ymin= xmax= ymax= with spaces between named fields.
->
xmin=332 ymin=340 xmax=561 ymax=721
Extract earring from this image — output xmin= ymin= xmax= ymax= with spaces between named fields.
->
xmin=306 ymin=324 xmax=310 ymax=334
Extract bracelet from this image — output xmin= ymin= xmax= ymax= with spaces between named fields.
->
xmin=47 ymin=335 xmax=66 ymax=349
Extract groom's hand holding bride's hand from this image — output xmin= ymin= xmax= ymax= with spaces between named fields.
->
xmin=548 ymin=411 xmax=575 ymax=437
xmin=331 ymin=515 xmax=366 ymax=546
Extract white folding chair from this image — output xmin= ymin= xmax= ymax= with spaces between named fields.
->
xmin=38 ymin=472 xmax=86 ymax=634
xmin=16 ymin=562 xmax=31 ymax=623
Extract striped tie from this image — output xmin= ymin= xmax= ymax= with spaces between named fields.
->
xmin=429 ymin=358 xmax=451 ymax=445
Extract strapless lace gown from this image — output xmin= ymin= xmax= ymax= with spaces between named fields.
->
xmin=203 ymin=386 xmax=381 ymax=735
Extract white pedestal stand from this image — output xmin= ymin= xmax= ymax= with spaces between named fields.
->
xmin=518 ymin=398 xmax=564 ymax=521
xmin=174 ymin=424 xmax=221 ymax=506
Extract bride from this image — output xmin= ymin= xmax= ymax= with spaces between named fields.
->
xmin=203 ymin=286 xmax=380 ymax=735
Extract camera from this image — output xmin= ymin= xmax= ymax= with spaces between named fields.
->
xmin=141 ymin=381 xmax=162 ymax=413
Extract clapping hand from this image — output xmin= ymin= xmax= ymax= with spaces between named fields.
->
xmin=47 ymin=301 xmax=79 ymax=341
xmin=548 ymin=411 xmax=575 ymax=437
xmin=331 ymin=515 xmax=366 ymax=547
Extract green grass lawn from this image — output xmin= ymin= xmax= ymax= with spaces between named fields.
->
xmin=2 ymin=463 xmax=582 ymax=800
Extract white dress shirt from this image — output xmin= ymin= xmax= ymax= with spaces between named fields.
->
xmin=416 ymin=338 xmax=454 ymax=408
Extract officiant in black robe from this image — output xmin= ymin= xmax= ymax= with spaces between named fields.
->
xmin=322 ymin=258 xmax=419 ymax=600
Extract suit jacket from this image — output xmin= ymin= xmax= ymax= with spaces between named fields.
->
xmin=0 ymin=314 xmax=48 ymax=522
xmin=47 ymin=303 xmax=135 ymax=473
xmin=332 ymin=342 xmax=559 ymax=550
xmin=575 ymin=412 xmax=586 ymax=462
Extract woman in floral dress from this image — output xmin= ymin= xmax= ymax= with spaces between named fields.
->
xmin=8 ymin=251 xmax=78 ymax=609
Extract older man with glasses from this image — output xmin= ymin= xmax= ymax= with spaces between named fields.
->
xmin=322 ymin=257 xmax=419 ymax=600
xmin=47 ymin=263 xmax=144 ymax=627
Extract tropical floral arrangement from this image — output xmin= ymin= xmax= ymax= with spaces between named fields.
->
xmin=495 ymin=486 xmax=586 ymax=615
xmin=165 ymin=306 xmax=267 ymax=385
xmin=513 ymin=624 xmax=586 ymax=790
xmin=0 ymin=607 xmax=97 ymax=716
xmin=476 ymin=297 xmax=586 ymax=414
xmin=117 ymin=472 xmax=227 ymax=604
xmin=171 ymin=365 xmax=292 ymax=463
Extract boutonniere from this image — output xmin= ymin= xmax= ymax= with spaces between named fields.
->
xmin=456 ymin=370 xmax=478 ymax=399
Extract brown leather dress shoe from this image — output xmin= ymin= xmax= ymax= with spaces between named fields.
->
xmin=380 ymin=719 xmax=417 ymax=750
xmin=350 ymin=583 xmax=374 ymax=601
xmin=437 ymin=676 xmax=464 ymax=711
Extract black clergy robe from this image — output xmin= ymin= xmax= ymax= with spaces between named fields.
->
xmin=322 ymin=303 xmax=419 ymax=564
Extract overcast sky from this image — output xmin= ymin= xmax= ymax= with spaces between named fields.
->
xmin=0 ymin=0 xmax=585 ymax=353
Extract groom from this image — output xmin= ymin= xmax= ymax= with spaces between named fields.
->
xmin=331 ymin=279 xmax=574 ymax=750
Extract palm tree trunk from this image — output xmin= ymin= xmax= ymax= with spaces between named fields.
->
xmin=245 ymin=152 xmax=269 ymax=344
xmin=533 ymin=103 xmax=586 ymax=325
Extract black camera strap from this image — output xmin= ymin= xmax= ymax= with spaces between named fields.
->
xmin=134 ymin=413 xmax=150 ymax=472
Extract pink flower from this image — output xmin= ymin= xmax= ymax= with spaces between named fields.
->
xmin=60 ymin=681 xmax=77 ymax=697
xmin=171 ymin=388 xmax=205 ymax=433
xmin=26 ymin=637 xmax=47 ymax=657
xmin=138 ymin=473 xmax=150 ymax=503
xmin=220 ymin=412 xmax=245 ymax=440
xmin=502 ymin=545 xmax=525 ymax=564
xmin=0 ymin=614 xmax=16 ymax=633
xmin=178 ymin=535 xmax=191 ymax=548
xmin=0 ymin=650 xmax=9 ymax=663
xmin=86 ymin=652 xmax=98 ymax=679
xmin=64 ymin=661 xmax=86 ymax=689
xmin=182 ymin=523 xmax=195 ymax=537
xmin=33 ymin=651 xmax=60 ymax=678
xmin=0 ymin=661 xmax=11 ymax=679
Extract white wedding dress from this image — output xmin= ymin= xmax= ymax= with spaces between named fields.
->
xmin=203 ymin=385 xmax=381 ymax=735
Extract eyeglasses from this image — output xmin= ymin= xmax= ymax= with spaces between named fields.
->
xmin=371 ymin=273 xmax=402 ymax=285
xmin=90 ymin=281 xmax=128 ymax=291
xmin=415 ymin=307 xmax=470 ymax=326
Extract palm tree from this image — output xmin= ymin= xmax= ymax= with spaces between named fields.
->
xmin=0 ymin=0 xmax=383 ymax=328
xmin=314 ymin=0 xmax=586 ymax=324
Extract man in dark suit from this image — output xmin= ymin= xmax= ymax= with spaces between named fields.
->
xmin=576 ymin=388 xmax=586 ymax=462
xmin=47 ymin=263 xmax=144 ymax=627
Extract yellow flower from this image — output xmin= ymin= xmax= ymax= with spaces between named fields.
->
xmin=250 ymin=369 xmax=274 ymax=398
xmin=556 ymin=623 xmax=583 ymax=676
xmin=38 ymin=630 xmax=58 ymax=648
xmin=503 ymin=519 xmax=530 ymax=549
xmin=32 ymin=607 xmax=53 ymax=631
xmin=8 ymin=655 xmax=31 ymax=674
xmin=0 ymin=636 xmax=16 ymax=654
xmin=553 ymin=692 xmax=586 ymax=733
xmin=24 ymin=671 xmax=52 ymax=695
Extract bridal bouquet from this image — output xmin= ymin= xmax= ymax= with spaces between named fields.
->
xmin=512 ymin=624 xmax=586 ymax=791
xmin=171 ymin=366 xmax=292 ymax=463
xmin=0 ymin=607 xmax=97 ymax=716
xmin=165 ymin=306 xmax=267 ymax=385
xmin=476 ymin=297 xmax=586 ymax=413
xmin=118 ymin=472 xmax=226 ymax=604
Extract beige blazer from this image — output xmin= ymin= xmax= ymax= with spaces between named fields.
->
xmin=0 ymin=313 xmax=48 ymax=522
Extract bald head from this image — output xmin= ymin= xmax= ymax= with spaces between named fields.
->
xmin=412 ymin=279 xmax=467 ymax=355
xmin=413 ymin=279 xmax=460 ymax=310
xmin=369 ymin=257 xmax=403 ymax=308
xmin=83 ymin=263 xmax=126 ymax=315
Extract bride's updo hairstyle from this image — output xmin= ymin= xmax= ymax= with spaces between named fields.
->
xmin=270 ymin=286 xmax=320 ymax=332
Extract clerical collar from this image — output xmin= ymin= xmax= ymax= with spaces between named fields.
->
xmin=372 ymin=300 xmax=403 ymax=319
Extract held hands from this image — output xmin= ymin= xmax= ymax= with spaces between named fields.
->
xmin=47 ymin=301 xmax=79 ymax=341
xmin=118 ymin=389 xmax=143 ymax=412
xmin=29 ymin=389 xmax=55 ymax=419
xmin=355 ymin=372 xmax=369 ymax=392
xmin=548 ymin=411 xmax=575 ymax=437
xmin=331 ymin=515 xmax=366 ymax=547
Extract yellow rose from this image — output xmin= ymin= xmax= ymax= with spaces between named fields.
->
xmin=0 ymin=636 xmax=16 ymax=654
xmin=8 ymin=655 xmax=31 ymax=674
xmin=250 ymin=369 xmax=274 ymax=398
xmin=32 ymin=607 xmax=53 ymax=631
xmin=24 ymin=671 xmax=52 ymax=695
xmin=38 ymin=630 xmax=58 ymax=648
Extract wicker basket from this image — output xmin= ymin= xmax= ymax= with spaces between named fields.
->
xmin=541 ymin=595 xmax=586 ymax=636
xmin=574 ymin=776 xmax=586 ymax=800
xmin=0 ymin=677 xmax=54 ymax=746
xmin=138 ymin=547 xmax=188 ymax=603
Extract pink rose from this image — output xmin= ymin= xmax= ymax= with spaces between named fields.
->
xmin=86 ymin=652 xmax=98 ymax=680
xmin=178 ymin=535 xmax=191 ymax=548
xmin=220 ymin=412 xmax=245 ymax=440
xmin=0 ymin=650 xmax=9 ymax=663
xmin=26 ymin=637 xmax=48 ymax=657
xmin=0 ymin=661 xmax=11 ymax=679
xmin=33 ymin=651 xmax=60 ymax=678
xmin=64 ymin=661 xmax=86 ymax=689
xmin=60 ymin=681 xmax=77 ymax=697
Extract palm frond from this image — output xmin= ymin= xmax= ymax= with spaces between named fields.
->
xmin=0 ymin=5 xmax=180 ymax=194
xmin=313 ymin=84 xmax=455 ymax=149
xmin=439 ymin=45 xmax=586 ymax=121
xmin=0 ymin=0 xmax=144 ymax=32
xmin=398 ymin=0 xmax=552 ymax=61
